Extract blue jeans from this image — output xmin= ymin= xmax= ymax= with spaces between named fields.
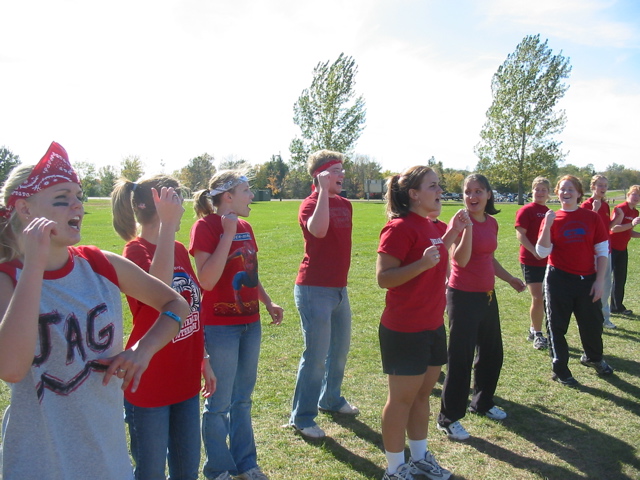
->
xmin=290 ymin=285 xmax=352 ymax=428
xmin=124 ymin=394 xmax=201 ymax=480
xmin=202 ymin=322 xmax=261 ymax=479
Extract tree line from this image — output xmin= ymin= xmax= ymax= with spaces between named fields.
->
xmin=1 ymin=36 xmax=637 ymax=200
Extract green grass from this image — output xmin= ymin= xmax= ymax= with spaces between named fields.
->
xmin=2 ymin=199 xmax=640 ymax=480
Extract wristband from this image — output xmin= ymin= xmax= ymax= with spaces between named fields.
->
xmin=162 ymin=311 xmax=182 ymax=328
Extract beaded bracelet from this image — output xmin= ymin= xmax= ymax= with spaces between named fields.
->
xmin=162 ymin=311 xmax=182 ymax=328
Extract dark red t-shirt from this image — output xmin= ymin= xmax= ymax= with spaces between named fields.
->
xmin=449 ymin=214 xmax=498 ymax=292
xmin=295 ymin=193 xmax=352 ymax=287
xmin=610 ymin=202 xmax=639 ymax=251
xmin=124 ymin=238 xmax=204 ymax=407
xmin=581 ymin=197 xmax=611 ymax=253
xmin=515 ymin=202 xmax=549 ymax=267
xmin=378 ymin=212 xmax=448 ymax=332
xmin=543 ymin=208 xmax=608 ymax=276
xmin=189 ymin=214 xmax=260 ymax=325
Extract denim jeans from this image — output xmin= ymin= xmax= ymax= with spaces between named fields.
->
xmin=202 ymin=322 xmax=261 ymax=479
xmin=124 ymin=394 xmax=201 ymax=480
xmin=600 ymin=253 xmax=612 ymax=321
xmin=290 ymin=285 xmax=352 ymax=428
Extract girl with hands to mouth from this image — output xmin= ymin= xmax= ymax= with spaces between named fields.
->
xmin=437 ymin=174 xmax=524 ymax=442
xmin=0 ymin=142 xmax=189 ymax=480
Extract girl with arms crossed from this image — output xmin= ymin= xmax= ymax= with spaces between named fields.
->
xmin=515 ymin=176 xmax=551 ymax=349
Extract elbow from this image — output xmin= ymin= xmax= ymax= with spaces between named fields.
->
xmin=376 ymin=274 xmax=391 ymax=289
xmin=0 ymin=366 xmax=29 ymax=384
xmin=308 ymin=229 xmax=327 ymax=239
xmin=455 ymin=257 xmax=470 ymax=268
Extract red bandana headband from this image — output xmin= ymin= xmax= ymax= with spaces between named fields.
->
xmin=312 ymin=159 xmax=342 ymax=178
xmin=1 ymin=142 xmax=79 ymax=219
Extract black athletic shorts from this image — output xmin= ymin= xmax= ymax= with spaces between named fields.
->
xmin=379 ymin=323 xmax=447 ymax=375
xmin=521 ymin=264 xmax=546 ymax=284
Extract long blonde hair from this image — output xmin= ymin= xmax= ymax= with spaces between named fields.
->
xmin=193 ymin=170 xmax=249 ymax=219
xmin=0 ymin=164 xmax=36 ymax=262
xmin=111 ymin=175 xmax=182 ymax=241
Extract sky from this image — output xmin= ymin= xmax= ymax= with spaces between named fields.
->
xmin=1 ymin=0 xmax=638 ymax=177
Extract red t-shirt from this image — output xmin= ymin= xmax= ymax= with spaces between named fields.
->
xmin=189 ymin=215 xmax=260 ymax=325
xmin=610 ymin=202 xmax=639 ymax=251
xmin=295 ymin=193 xmax=352 ymax=287
xmin=378 ymin=212 xmax=448 ymax=332
xmin=515 ymin=202 xmax=549 ymax=267
xmin=448 ymin=214 xmax=498 ymax=292
xmin=123 ymin=238 xmax=204 ymax=408
xmin=544 ymin=208 xmax=608 ymax=276
xmin=581 ymin=197 xmax=611 ymax=252
xmin=431 ymin=218 xmax=448 ymax=236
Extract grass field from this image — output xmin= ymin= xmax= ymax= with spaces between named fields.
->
xmin=1 ymin=198 xmax=639 ymax=480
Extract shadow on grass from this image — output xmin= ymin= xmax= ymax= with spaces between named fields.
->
xmin=478 ymin=398 xmax=640 ymax=480
xmin=297 ymin=414 xmax=386 ymax=479
xmin=603 ymin=325 xmax=640 ymax=343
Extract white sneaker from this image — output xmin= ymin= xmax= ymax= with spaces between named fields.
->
xmin=294 ymin=424 xmax=326 ymax=439
xmin=410 ymin=450 xmax=452 ymax=479
xmin=533 ymin=332 xmax=549 ymax=350
xmin=485 ymin=406 xmax=507 ymax=420
xmin=235 ymin=466 xmax=269 ymax=480
xmin=603 ymin=318 xmax=617 ymax=329
xmin=319 ymin=401 xmax=360 ymax=415
xmin=437 ymin=420 xmax=469 ymax=440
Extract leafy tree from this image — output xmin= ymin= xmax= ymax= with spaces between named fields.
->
xmin=283 ymin=168 xmax=312 ymax=199
xmin=74 ymin=161 xmax=101 ymax=197
xmin=176 ymin=153 xmax=216 ymax=192
xmin=254 ymin=155 xmax=289 ymax=193
xmin=603 ymin=163 xmax=640 ymax=191
xmin=442 ymin=172 xmax=466 ymax=194
xmin=476 ymin=34 xmax=571 ymax=204
xmin=291 ymin=52 xmax=366 ymax=158
xmin=345 ymin=154 xmax=383 ymax=199
xmin=120 ymin=155 xmax=145 ymax=181
xmin=0 ymin=146 xmax=21 ymax=186
xmin=98 ymin=165 xmax=118 ymax=197
xmin=288 ymin=138 xmax=310 ymax=171
xmin=219 ymin=155 xmax=251 ymax=171
xmin=556 ymin=163 xmax=595 ymax=194
xmin=266 ymin=175 xmax=282 ymax=199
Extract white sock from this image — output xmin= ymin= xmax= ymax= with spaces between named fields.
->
xmin=409 ymin=439 xmax=427 ymax=461
xmin=385 ymin=451 xmax=405 ymax=474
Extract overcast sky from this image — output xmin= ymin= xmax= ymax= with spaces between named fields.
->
xmin=1 ymin=0 xmax=638 ymax=176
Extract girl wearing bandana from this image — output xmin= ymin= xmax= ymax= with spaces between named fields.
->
xmin=111 ymin=175 xmax=216 ymax=480
xmin=0 ymin=142 xmax=189 ymax=480
xmin=189 ymin=170 xmax=283 ymax=480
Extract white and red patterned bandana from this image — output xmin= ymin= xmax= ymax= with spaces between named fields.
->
xmin=2 ymin=142 xmax=79 ymax=218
